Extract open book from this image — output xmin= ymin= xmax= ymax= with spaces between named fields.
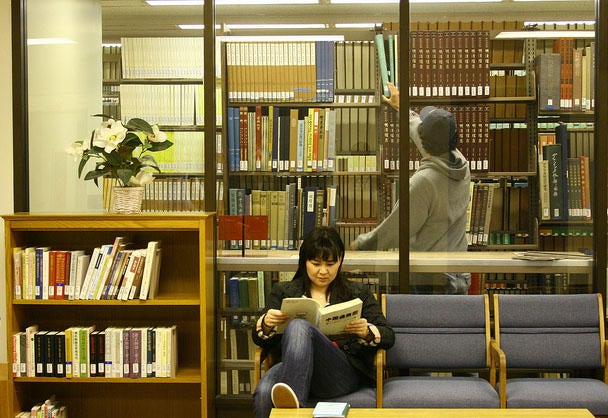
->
xmin=277 ymin=297 xmax=362 ymax=336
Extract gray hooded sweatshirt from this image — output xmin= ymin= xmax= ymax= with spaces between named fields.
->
xmin=353 ymin=149 xmax=471 ymax=293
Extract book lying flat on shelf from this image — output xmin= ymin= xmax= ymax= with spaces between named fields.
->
xmin=512 ymin=251 xmax=593 ymax=261
xmin=312 ymin=401 xmax=350 ymax=418
xmin=277 ymin=297 xmax=362 ymax=336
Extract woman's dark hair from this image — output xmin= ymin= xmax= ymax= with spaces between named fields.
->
xmin=294 ymin=226 xmax=348 ymax=299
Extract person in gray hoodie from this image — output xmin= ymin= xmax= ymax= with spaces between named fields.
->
xmin=352 ymin=100 xmax=471 ymax=294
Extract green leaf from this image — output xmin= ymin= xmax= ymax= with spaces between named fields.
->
xmin=84 ymin=169 xmax=107 ymax=181
xmin=125 ymin=118 xmax=153 ymax=134
xmin=117 ymin=168 xmax=133 ymax=186
xmin=148 ymin=139 xmax=174 ymax=152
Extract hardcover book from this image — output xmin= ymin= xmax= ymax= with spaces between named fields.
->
xmin=277 ymin=297 xmax=362 ymax=336
xmin=312 ymin=401 xmax=350 ymax=418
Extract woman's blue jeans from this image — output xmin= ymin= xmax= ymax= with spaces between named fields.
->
xmin=253 ymin=318 xmax=360 ymax=418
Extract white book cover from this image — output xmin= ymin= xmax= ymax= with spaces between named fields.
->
xmin=138 ymin=241 xmax=160 ymax=300
xmin=278 ymin=297 xmax=362 ymax=336
xmin=67 ymin=250 xmax=85 ymax=300
xmin=78 ymin=247 xmax=101 ymax=300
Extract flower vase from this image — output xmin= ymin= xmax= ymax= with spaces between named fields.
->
xmin=111 ymin=186 xmax=145 ymax=214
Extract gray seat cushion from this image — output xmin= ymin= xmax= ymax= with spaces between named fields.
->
xmin=505 ymin=378 xmax=608 ymax=415
xmin=383 ymin=376 xmax=499 ymax=408
xmin=305 ymin=387 xmax=377 ymax=408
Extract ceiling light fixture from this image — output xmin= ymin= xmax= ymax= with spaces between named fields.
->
xmin=147 ymin=0 xmax=319 ymax=5
xmin=225 ymin=23 xmax=326 ymax=30
xmin=217 ymin=35 xmax=344 ymax=41
xmin=334 ymin=23 xmax=382 ymax=29
xmin=330 ymin=0 xmax=501 ymax=3
xmin=178 ymin=24 xmax=222 ymax=30
xmin=27 ymin=38 xmax=77 ymax=45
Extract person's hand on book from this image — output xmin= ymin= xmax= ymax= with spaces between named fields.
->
xmin=382 ymin=82 xmax=400 ymax=111
xmin=344 ymin=317 xmax=370 ymax=339
xmin=262 ymin=308 xmax=290 ymax=331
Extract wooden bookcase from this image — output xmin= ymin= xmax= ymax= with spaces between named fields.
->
xmin=2 ymin=213 xmax=216 ymax=418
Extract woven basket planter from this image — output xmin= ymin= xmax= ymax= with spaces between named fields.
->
xmin=111 ymin=186 xmax=144 ymax=214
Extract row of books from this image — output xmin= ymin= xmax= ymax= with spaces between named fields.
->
xmin=16 ymin=396 xmax=66 ymax=418
xmin=466 ymin=180 xmax=532 ymax=247
xmin=335 ymin=40 xmax=378 ymax=93
xmin=489 ymin=71 xmax=529 ymax=120
xmin=227 ymin=185 xmax=338 ymax=250
xmin=466 ymin=182 xmax=499 ymax=246
xmin=12 ymin=238 xmax=162 ymax=301
xmin=538 ymin=125 xmax=593 ymax=221
xmin=120 ymin=84 xmax=204 ymax=126
xmin=403 ymin=105 xmax=490 ymax=173
xmin=148 ymin=131 xmax=206 ymax=174
xmin=102 ymin=45 xmax=121 ymax=82
xmin=489 ymin=126 xmax=530 ymax=173
xmin=12 ymin=324 xmax=177 ymax=379
xmin=121 ymin=37 xmax=204 ymax=79
xmin=469 ymin=272 xmax=590 ymax=296
xmin=103 ymin=177 xmax=206 ymax=213
xmin=218 ymin=315 xmax=257 ymax=395
xmin=225 ymin=41 xmax=334 ymax=102
xmin=394 ymin=30 xmax=491 ymax=98
xmin=227 ymin=106 xmax=338 ymax=173
xmin=536 ymin=39 xmax=596 ymax=111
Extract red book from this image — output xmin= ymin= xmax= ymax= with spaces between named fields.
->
xmin=48 ymin=250 xmax=57 ymax=299
xmin=239 ymin=106 xmax=249 ymax=171
xmin=54 ymin=250 xmax=70 ymax=300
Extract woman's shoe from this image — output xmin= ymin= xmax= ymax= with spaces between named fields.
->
xmin=271 ymin=382 xmax=300 ymax=408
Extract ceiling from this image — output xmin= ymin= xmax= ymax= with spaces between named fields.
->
xmin=100 ymin=0 xmax=596 ymax=43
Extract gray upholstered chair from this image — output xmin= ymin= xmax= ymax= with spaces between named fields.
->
xmin=490 ymin=293 xmax=608 ymax=415
xmin=379 ymin=294 xmax=499 ymax=408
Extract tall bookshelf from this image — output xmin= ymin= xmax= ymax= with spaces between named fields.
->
xmin=2 ymin=213 xmax=215 ymax=418
xmin=533 ymin=30 xmax=596 ymax=257
xmin=214 ymin=38 xmax=400 ymax=415
xmin=102 ymin=38 xmax=214 ymax=212
xmin=218 ymin=39 xmax=384 ymax=247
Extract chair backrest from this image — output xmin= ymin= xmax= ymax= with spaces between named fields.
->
xmin=383 ymin=294 xmax=490 ymax=369
xmin=494 ymin=293 xmax=605 ymax=369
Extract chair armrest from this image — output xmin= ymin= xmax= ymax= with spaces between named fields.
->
xmin=489 ymin=339 xmax=507 ymax=408
xmin=253 ymin=347 xmax=264 ymax=387
xmin=604 ymin=340 xmax=608 ymax=384
xmin=375 ymin=349 xmax=385 ymax=408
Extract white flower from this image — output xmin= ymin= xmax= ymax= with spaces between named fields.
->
xmin=93 ymin=119 xmax=127 ymax=153
xmin=128 ymin=171 xmax=154 ymax=187
xmin=148 ymin=124 xmax=168 ymax=143
xmin=65 ymin=142 xmax=84 ymax=161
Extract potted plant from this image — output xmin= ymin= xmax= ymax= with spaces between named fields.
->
xmin=66 ymin=115 xmax=173 ymax=213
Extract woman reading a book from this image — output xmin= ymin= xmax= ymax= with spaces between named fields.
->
xmin=252 ymin=226 xmax=394 ymax=417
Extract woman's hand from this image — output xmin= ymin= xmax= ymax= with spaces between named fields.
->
xmin=263 ymin=308 xmax=290 ymax=329
xmin=344 ymin=318 xmax=370 ymax=339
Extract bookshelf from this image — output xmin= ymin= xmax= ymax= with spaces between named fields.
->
xmin=215 ymin=38 xmax=396 ymax=414
xmin=101 ymin=37 xmax=215 ymax=213
xmin=389 ymin=25 xmax=540 ymax=251
xmin=534 ymin=33 xmax=596 ymax=258
xmin=2 ymin=213 xmax=215 ymax=418
xmin=218 ymin=39 xmax=384 ymax=247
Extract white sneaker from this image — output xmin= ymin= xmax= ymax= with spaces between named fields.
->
xmin=271 ymin=382 xmax=300 ymax=408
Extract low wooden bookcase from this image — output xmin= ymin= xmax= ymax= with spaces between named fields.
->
xmin=3 ymin=213 xmax=215 ymax=418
